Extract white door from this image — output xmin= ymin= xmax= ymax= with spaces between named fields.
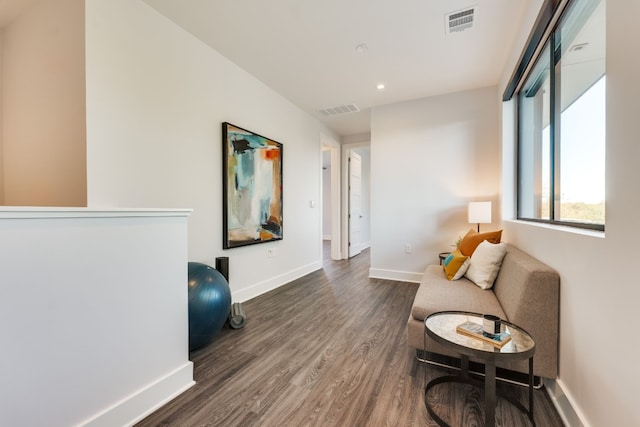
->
xmin=348 ymin=151 xmax=362 ymax=258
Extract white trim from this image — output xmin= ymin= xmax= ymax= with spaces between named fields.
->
xmin=341 ymin=146 xmax=349 ymax=259
xmin=341 ymin=142 xmax=370 ymax=259
xmin=352 ymin=242 xmax=369 ymax=254
xmin=545 ymin=378 xmax=589 ymax=427
xmin=321 ymin=134 xmax=342 ymax=260
xmin=0 ymin=207 xmax=193 ymax=219
xmin=504 ymin=219 xmax=604 ymax=239
xmin=232 ymin=261 xmax=322 ymax=303
xmin=369 ymin=268 xmax=422 ymax=283
xmin=81 ymin=362 xmax=195 ymax=427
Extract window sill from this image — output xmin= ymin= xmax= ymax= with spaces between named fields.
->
xmin=504 ymin=219 xmax=605 ymax=239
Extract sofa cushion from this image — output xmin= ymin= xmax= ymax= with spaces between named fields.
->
xmin=458 ymin=228 xmax=503 ymax=256
xmin=465 ymin=241 xmax=508 ymax=289
xmin=442 ymin=249 xmax=470 ymax=280
xmin=411 ymin=265 xmax=506 ymax=322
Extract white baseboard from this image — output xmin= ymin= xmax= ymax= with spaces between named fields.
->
xmin=82 ymin=362 xmax=195 ymax=427
xmin=369 ymin=268 xmax=422 ymax=283
xmin=545 ymin=378 xmax=589 ymax=427
xmin=353 ymin=242 xmax=370 ymax=253
xmin=232 ymin=261 xmax=323 ymax=303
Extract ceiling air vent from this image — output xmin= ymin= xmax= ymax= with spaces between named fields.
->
xmin=570 ymin=42 xmax=589 ymax=52
xmin=319 ymin=104 xmax=360 ymax=117
xmin=446 ymin=7 xmax=475 ymax=34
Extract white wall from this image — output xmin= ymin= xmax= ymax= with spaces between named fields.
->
xmin=0 ymin=208 xmax=193 ymax=427
xmin=370 ymin=86 xmax=500 ymax=282
xmin=498 ymin=1 xmax=640 ymax=425
xmin=85 ymin=0 xmax=337 ymax=302
xmin=1 ymin=0 xmax=86 ymax=206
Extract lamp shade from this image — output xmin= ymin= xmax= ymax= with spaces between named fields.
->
xmin=468 ymin=202 xmax=492 ymax=224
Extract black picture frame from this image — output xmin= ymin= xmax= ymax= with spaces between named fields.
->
xmin=222 ymin=122 xmax=283 ymax=249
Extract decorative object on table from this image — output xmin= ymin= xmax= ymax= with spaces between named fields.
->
xmin=457 ymin=228 xmax=502 ymax=256
xmin=187 ymin=262 xmax=232 ymax=351
xmin=455 ymin=320 xmax=512 ymax=348
xmin=482 ymin=314 xmax=501 ymax=338
xmin=468 ymin=201 xmax=492 ymax=232
xmin=222 ymin=122 xmax=283 ymax=249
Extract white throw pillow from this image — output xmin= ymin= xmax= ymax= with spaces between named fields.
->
xmin=465 ymin=241 xmax=508 ymax=289
xmin=452 ymin=258 xmax=470 ymax=280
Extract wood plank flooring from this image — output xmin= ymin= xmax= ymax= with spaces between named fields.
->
xmin=137 ymin=244 xmax=564 ymax=426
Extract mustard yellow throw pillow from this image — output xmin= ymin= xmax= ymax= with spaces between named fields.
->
xmin=458 ymin=229 xmax=503 ymax=256
xmin=442 ymin=249 xmax=470 ymax=281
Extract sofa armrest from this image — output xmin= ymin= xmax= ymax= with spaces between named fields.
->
xmin=493 ymin=245 xmax=560 ymax=378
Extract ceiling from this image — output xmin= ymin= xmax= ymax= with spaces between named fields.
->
xmin=143 ymin=0 xmax=534 ymax=138
xmin=0 ymin=0 xmax=536 ymax=138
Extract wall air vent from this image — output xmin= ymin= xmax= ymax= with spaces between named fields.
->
xmin=446 ymin=7 xmax=475 ymax=34
xmin=319 ymin=104 xmax=360 ymax=117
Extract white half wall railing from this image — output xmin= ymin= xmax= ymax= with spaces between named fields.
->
xmin=0 ymin=207 xmax=194 ymax=427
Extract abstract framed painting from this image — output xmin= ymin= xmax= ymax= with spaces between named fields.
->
xmin=222 ymin=122 xmax=283 ymax=249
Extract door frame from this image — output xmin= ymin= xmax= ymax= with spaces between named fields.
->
xmin=321 ymin=134 xmax=342 ymax=260
xmin=341 ymin=142 xmax=370 ymax=259
xmin=348 ymin=150 xmax=362 ymax=258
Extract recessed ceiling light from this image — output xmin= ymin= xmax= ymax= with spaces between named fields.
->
xmin=377 ymin=83 xmax=385 ymax=90
xmin=355 ymin=43 xmax=369 ymax=54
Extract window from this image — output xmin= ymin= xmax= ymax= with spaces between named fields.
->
xmin=515 ymin=0 xmax=605 ymax=230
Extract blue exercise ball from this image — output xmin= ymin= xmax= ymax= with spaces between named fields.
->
xmin=187 ymin=262 xmax=231 ymax=351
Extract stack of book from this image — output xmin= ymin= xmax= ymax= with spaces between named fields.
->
xmin=456 ymin=321 xmax=512 ymax=348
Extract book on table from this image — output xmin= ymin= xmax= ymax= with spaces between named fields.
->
xmin=456 ymin=321 xmax=512 ymax=348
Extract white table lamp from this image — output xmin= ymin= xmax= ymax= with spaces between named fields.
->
xmin=468 ymin=202 xmax=492 ymax=232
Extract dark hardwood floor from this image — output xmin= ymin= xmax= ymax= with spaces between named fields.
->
xmin=137 ymin=243 xmax=564 ymax=426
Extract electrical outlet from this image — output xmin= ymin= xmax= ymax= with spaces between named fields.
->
xmin=405 ymin=244 xmax=412 ymax=254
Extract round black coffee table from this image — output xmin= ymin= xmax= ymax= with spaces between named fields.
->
xmin=424 ymin=311 xmax=536 ymax=427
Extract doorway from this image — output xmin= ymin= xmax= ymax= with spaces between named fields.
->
xmin=321 ymin=136 xmax=341 ymax=261
xmin=347 ymin=147 xmax=370 ymax=258
xmin=348 ymin=151 xmax=362 ymax=258
xmin=321 ymin=138 xmax=371 ymax=261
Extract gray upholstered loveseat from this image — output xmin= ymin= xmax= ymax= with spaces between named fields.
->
xmin=407 ymin=244 xmax=560 ymax=379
